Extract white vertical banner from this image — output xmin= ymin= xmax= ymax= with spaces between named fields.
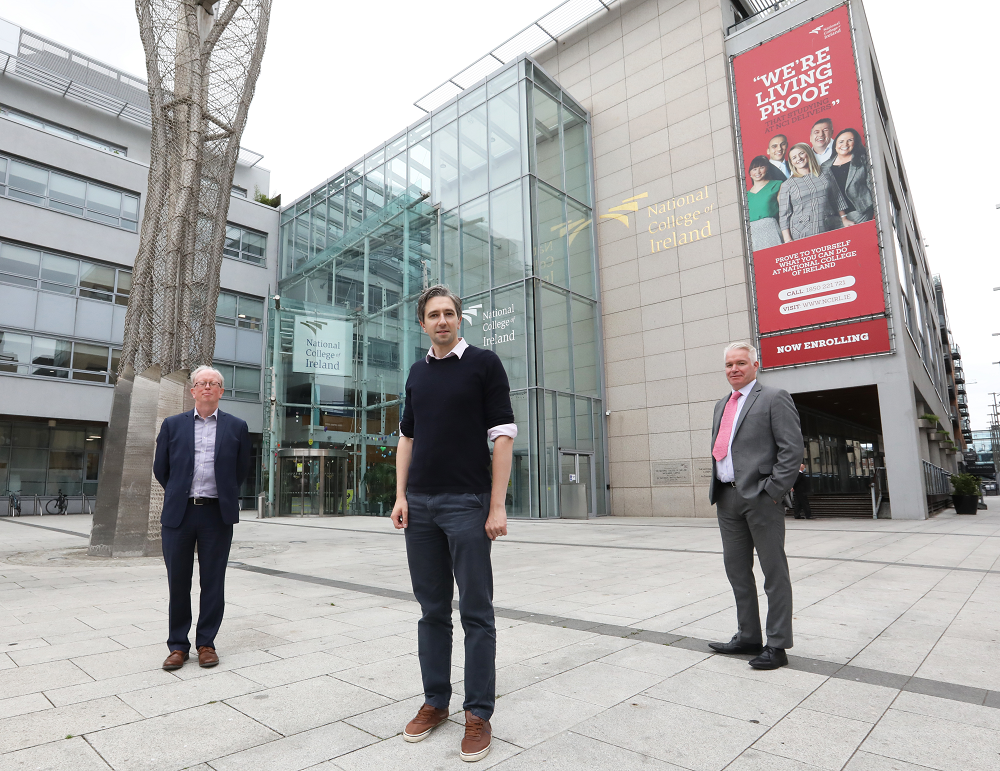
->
xmin=292 ymin=316 xmax=353 ymax=376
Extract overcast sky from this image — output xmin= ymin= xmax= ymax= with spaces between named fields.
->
xmin=1 ymin=0 xmax=997 ymax=431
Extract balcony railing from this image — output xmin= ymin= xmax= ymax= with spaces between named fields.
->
xmin=951 ymin=345 xmax=961 ymax=360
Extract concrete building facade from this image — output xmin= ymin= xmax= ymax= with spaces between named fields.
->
xmin=521 ymin=0 xmax=960 ymax=519
xmin=0 ymin=18 xmax=278 ymax=507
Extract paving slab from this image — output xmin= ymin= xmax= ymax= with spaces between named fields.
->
xmin=0 ymin=659 xmax=93 ymax=699
xmin=573 ymin=694 xmax=766 ymax=771
xmin=0 ymin=735 xmax=115 ymax=771
xmin=85 ymin=702 xmax=280 ymax=771
xmin=861 ymin=706 xmax=1000 ymax=771
xmin=752 ymin=707 xmax=874 ymax=770
xmin=490 ymin=730 xmax=686 ymax=770
xmin=225 ymin=674 xmax=392 ymax=735
xmin=332 ymin=719 xmax=520 ymax=771
xmin=233 ymin=651 xmax=355 ymax=688
xmin=0 ymin=695 xmax=142 ymax=754
xmin=537 ymin=661 xmax=665 ymax=707
xmin=799 ymin=678 xmax=899 ymax=723
xmin=725 ymin=747 xmax=826 ymax=771
xmin=208 ymin=719 xmax=377 ymax=771
xmin=0 ymin=691 xmax=52 ymax=720
xmin=645 ymin=665 xmax=809 ymax=726
xmin=45 ymin=669 xmax=180 ymax=707
xmin=119 ymin=670 xmax=263 ymax=717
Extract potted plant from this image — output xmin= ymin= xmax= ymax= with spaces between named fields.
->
xmin=950 ymin=473 xmax=980 ymax=515
xmin=918 ymin=413 xmax=939 ymax=430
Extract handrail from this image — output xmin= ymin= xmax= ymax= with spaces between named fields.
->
xmin=870 ymin=467 xmax=887 ymax=519
xmin=922 ymin=460 xmax=952 ymax=496
xmin=2 ymin=493 xmax=92 ymax=516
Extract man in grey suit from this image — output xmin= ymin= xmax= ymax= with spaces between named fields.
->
xmin=708 ymin=342 xmax=803 ymax=670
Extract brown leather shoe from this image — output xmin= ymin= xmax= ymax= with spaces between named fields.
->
xmin=197 ymin=646 xmax=219 ymax=668
xmin=403 ymin=703 xmax=449 ymax=743
xmin=162 ymin=650 xmax=189 ymax=670
xmin=460 ymin=711 xmax=492 ymax=762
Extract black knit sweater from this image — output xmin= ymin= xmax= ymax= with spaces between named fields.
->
xmin=399 ymin=346 xmax=514 ymax=494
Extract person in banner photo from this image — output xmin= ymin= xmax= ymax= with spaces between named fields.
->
xmin=809 ymin=118 xmax=835 ymax=165
xmin=778 ymin=142 xmax=853 ymax=243
xmin=822 ymin=128 xmax=874 ymax=224
xmin=765 ymin=134 xmax=790 ymax=180
xmin=746 ymin=156 xmax=784 ymax=250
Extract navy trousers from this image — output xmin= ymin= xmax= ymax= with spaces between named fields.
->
xmin=161 ymin=499 xmax=233 ymax=652
xmin=404 ymin=492 xmax=496 ymax=721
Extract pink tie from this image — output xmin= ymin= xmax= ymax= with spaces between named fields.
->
xmin=712 ymin=391 xmax=742 ymax=462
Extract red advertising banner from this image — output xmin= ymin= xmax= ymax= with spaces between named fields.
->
xmin=759 ymin=318 xmax=891 ymax=368
xmin=731 ymin=5 xmax=886 ymax=336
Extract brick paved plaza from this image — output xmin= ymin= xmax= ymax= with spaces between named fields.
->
xmin=1 ymin=505 xmax=998 ymax=770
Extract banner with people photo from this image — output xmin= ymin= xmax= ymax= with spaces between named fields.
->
xmin=731 ymin=4 xmax=888 ymax=357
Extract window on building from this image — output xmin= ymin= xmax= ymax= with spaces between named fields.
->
xmin=0 ymin=240 xmax=132 ymax=305
xmin=215 ymin=291 xmax=264 ymax=330
xmin=223 ymin=223 xmax=267 ymax=265
xmin=211 ymin=362 xmax=261 ymax=401
xmin=367 ymin=338 xmax=399 ymax=369
xmin=870 ymin=58 xmax=890 ymax=130
xmin=0 ymin=154 xmax=139 ymax=231
xmin=367 ymin=284 xmax=400 ymax=318
xmin=0 ymin=105 xmax=128 ymax=156
xmin=0 ymin=419 xmax=106 ymax=496
xmin=231 ymin=185 xmax=247 ymax=198
xmin=0 ymin=328 xmax=118 ymax=383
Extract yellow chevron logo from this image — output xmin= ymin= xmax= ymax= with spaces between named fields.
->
xmin=599 ymin=192 xmax=649 ymax=228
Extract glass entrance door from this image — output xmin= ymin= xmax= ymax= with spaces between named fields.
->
xmin=277 ymin=451 xmax=351 ymax=516
xmin=324 ymin=456 xmax=349 ymax=515
xmin=279 ymin=456 xmax=321 ymax=516
xmin=559 ymin=451 xmax=594 ymax=519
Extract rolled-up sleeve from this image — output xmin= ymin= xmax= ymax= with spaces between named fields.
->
xmin=399 ymin=378 xmax=414 ymax=438
xmin=487 ymin=423 xmax=518 ymax=442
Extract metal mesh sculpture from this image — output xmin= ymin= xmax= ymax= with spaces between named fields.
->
xmin=122 ymin=0 xmax=272 ymax=374
xmin=89 ymin=0 xmax=271 ymax=557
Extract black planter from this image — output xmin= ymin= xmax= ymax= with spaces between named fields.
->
xmin=952 ymin=494 xmax=979 ymax=515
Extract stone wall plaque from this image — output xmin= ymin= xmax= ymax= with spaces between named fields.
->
xmin=693 ymin=458 xmax=715 ymax=485
xmin=651 ymin=460 xmax=691 ymax=486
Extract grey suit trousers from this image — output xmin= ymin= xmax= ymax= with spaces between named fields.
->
xmin=717 ymin=484 xmax=793 ymax=649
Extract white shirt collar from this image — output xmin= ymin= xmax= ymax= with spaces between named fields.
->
xmin=426 ymin=337 xmax=468 ymax=362
xmin=733 ymin=379 xmax=757 ymax=399
xmin=194 ymin=407 xmax=219 ymax=421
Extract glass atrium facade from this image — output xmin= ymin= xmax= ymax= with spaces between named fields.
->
xmin=266 ymin=58 xmax=607 ymax=518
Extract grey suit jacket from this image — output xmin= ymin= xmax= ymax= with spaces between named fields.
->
xmin=821 ymin=156 xmax=874 ymax=223
xmin=708 ymin=382 xmax=804 ymax=505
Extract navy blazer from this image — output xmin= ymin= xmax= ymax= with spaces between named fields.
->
xmin=153 ymin=408 xmax=252 ymax=527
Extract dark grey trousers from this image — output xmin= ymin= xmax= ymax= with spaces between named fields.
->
xmin=716 ymin=484 xmax=793 ymax=649
xmin=404 ymin=492 xmax=495 ymax=721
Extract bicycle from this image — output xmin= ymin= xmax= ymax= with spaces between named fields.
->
xmin=6 ymin=490 xmax=21 ymax=517
xmin=46 ymin=490 xmax=68 ymax=515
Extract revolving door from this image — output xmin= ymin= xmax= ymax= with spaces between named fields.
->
xmin=276 ymin=448 xmax=350 ymax=516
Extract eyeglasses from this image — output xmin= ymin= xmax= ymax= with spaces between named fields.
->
xmin=192 ymin=381 xmax=223 ymax=389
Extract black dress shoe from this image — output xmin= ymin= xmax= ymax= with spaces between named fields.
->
xmin=748 ymin=646 xmax=788 ymax=670
xmin=708 ymin=635 xmax=764 ymax=655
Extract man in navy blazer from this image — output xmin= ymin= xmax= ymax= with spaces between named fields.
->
xmin=154 ymin=365 xmax=251 ymax=670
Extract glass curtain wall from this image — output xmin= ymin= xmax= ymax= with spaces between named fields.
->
xmin=269 ymin=58 xmax=605 ymax=518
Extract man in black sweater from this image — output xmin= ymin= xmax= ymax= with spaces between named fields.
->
xmin=392 ymin=285 xmax=515 ymax=763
